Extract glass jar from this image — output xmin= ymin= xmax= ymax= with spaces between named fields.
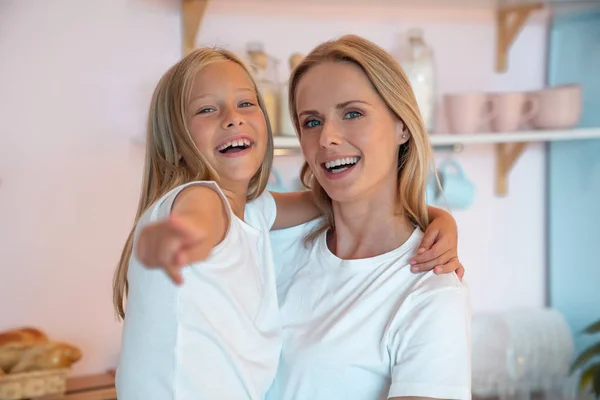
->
xmin=279 ymin=53 xmax=304 ymax=137
xmin=395 ymin=28 xmax=437 ymax=134
xmin=246 ymin=42 xmax=280 ymax=135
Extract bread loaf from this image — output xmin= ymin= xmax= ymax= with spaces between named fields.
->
xmin=10 ymin=342 xmax=82 ymax=374
xmin=0 ymin=327 xmax=48 ymax=348
xmin=0 ymin=327 xmax=49 ymax=371
xmin=0 ymin=348 xmax=25 ymax=372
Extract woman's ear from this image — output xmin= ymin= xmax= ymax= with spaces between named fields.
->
xmin=396 ymin=120 xmax=410 ymax=145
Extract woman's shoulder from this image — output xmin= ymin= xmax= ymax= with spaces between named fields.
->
xmin=394 ymin=264 xmax=469 ymax=328
xmin=385 ymin=228 xmax=467 ymax=308
xmin=409 ymin=269 xmax=466 ymax=300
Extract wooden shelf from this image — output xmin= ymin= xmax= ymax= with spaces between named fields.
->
xmin=273 ymin=128 xmax=600 ymax=148
xmin=428 ymin=128 xmax=600 ymax=145
xmin=272 ymin=136 xmax=300 ymax=148
xmin=272 ymin=128 xmax=600 ymax=196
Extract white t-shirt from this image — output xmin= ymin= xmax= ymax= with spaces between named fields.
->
xmin=116 ymin=181 xmax=282 ymax=400
xmin=267 ymin=220 xmax=472 ymax=400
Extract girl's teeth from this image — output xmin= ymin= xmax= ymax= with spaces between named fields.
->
xmin=218 ymin=139 xmax=251 ymax=151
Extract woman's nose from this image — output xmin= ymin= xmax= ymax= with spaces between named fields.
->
xmin=319 ymin=123 xmax=343 ymax=148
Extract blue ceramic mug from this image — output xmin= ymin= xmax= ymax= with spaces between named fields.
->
xmin=266 ymin=169 xmax=287 ymax=193
xmin=436 ymin=160 xmax=475 ymax=210
xmin=426 ymin=174 xmax=440 ymax=206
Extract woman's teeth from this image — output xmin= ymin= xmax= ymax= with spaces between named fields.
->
xmin=324 ymin=157 xmax=360 ymax=173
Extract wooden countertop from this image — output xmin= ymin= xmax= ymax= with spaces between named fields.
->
xmin=33 ymin=370 xmax=116 ymax=400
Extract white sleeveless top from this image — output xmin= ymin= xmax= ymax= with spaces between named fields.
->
xmin=116 ymin=181 xmax=282 ymax=400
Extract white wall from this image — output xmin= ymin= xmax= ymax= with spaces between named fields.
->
xmin=0 ymin=0 xmax=548 ymax=375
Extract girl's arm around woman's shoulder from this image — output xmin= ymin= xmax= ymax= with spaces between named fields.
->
xmin=136 ymin=184 xmax=229 ymax=284
xmin=270 ymin=190 xmax=321 ymax=230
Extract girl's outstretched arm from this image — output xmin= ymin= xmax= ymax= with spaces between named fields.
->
xmin=136 ymin=186 xmax=229 ymax=284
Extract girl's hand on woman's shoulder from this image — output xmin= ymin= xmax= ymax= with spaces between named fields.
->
xmin=409 ymin=210 xmax=465 ymax=280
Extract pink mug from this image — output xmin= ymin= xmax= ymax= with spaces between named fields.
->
xmin=490 ymin=92 xmax=539 ymax=132
xmin=530 ymin=84 xmax=582 ymax=129
xmin=444 ymin=92 xmax=497 ymax=134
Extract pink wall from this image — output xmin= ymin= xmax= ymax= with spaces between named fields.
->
xmin=0 ymin=0 xmax=549 ymax=375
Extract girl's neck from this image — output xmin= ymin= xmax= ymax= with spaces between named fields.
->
xmin=219 ymin=181 xmax=249 ymax=220
xmin=328 ymin=185 xmax=414 ymax=260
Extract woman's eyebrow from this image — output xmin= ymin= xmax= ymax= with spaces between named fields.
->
xmin=298 ymin=100 xmax=371 ymax=118
xmin=336 ymin=100 xmax=370 ymax=108
xmin=298 ymin=109 xmax=318 ymax=118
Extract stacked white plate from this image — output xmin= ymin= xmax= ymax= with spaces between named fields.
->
xmin=471 ymin=308 xmax=575 ymax=398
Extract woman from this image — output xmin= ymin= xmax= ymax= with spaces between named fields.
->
xmin=266 ymin=35 xmax=471 ymax=400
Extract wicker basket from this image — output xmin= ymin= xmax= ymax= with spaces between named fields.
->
xmin=0 ymin=368 xmax=69 ymax=400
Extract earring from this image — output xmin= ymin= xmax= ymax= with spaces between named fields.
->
xmin=402 ymin=134 xmax=407 ymax=139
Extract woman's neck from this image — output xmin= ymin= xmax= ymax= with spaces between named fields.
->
xmin=328 ymin=185 xmax=415 ymax=260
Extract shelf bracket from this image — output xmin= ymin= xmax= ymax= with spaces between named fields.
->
xmin=496 ymin=142 xmax=527 ymax=196
xmin=496 ymin=3 xmax=543 ymax=72
xmin=274 ymin=147 xmax=303 ymax=157
xmin=182 ymin=0 xmax=209 ymax=57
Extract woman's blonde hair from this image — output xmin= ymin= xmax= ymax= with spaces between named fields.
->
xmin=113 ymin=47 xmax=274 ymax=319
xmin=288 ymin=34 xmax=434 ymax=242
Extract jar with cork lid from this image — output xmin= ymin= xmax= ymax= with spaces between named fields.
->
xmin=394 ymin=29 xmax=437 ymax=134
xmin=279 ymin=53 xmax=305 ymax=137
xmin=246 ymin=42 xmax=281 ymax=135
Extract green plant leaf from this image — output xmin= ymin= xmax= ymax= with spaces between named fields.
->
xmin=584 ymin=320 xmax=600 ymax=335
xmin=572 ymin=343 xmax=600 ymax=372
xmin=580 ymin=364 xmax=600 ymax=390
xmin=593 ymin=366 xmax=600 ymax=399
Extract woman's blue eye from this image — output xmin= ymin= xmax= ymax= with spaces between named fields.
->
xmin=345 ymin=111 xmax=362 ymax=119
xmin=239 ymin=101 xmax=253 ymax=108
xmin=304 ymin=119 xmax=321 ymax=128
xmin=198 ymin=108 xmax=214 ymax=114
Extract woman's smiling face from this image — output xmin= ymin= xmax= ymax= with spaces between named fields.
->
xmin=295 ymin=61 xmax=409 ymax=203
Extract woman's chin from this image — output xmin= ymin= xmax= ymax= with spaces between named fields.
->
xmin=321 ymin=185 xmax=361 ymax=204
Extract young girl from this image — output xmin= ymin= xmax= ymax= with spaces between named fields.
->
xmin=113 ymin=47 xmax=462 ymax=400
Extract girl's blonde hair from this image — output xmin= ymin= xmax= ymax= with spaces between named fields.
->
xmin=113 ymin=47 xmax=274 ymax=319
xmin=288 ymin=34 xmax=433 ymax=242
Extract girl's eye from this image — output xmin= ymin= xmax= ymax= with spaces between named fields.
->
xmin=303 ymin=119 xmax=321 ymax=128
xmin=239 ymin=101 xmax=254 ymax=108
xmin=197 ymin=107 xmax=215 ymax=114
xmin=344 ymin=111 xmax=362 ymax=119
